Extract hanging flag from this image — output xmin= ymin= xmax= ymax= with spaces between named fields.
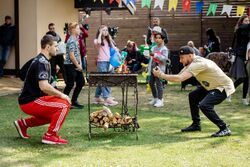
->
xmin=195 ymin=1 xmax=204 ymax=14
xmin=182 ymin=0 xmax=191 ymax=13
xmin=154 ymin=0 xmax=165 ymax=10
xmin=130 ymin=0 xmax=136 ymax=5
xmin=221 ymin=5 xmax=232 ymax=16
xmin=142 ymin=0 xmax=151 ymax=8
xmin=168 ymin=0 xmax=178 ymax=11
xmin=109 ymin=0 xmax=114 ymax=4
xmin=207 ymin=3 xmax=217 ymax=16
xmin=236 ymin=6 xmax=245 ymax=16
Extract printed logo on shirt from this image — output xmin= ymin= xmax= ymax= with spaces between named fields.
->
xmin=39 ymin=57 xmax=48 ymax=64
xmin=202 ymin=81 xmax=210 ymax=87
xmin=39 ymin=72 xmax=48 ymax=79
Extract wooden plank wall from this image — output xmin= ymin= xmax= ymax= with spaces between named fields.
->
xmin=85 ymin=0 xmax=250 ymax=71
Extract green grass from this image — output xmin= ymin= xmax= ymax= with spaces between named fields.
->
xmin=0 ymin=84 xmax=250 ymax=167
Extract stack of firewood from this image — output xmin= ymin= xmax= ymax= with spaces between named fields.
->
xmin=90 ymin=106 xmax=133 ymax=130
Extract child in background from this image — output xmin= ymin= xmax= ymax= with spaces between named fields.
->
xmin=63 ymin=22 xmax=84 ymax=109
xmin=93 ymin=25 xmax=118 ymax=106
xmin=148 ymin=31 xmax=168 ymax=107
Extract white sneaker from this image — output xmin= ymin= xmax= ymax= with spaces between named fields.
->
xmin=154 ymin=99 xmax=164 ymax=107
xmin=242 ymin=99 xmax=249 ymax=106
xmin=226 ymin=95 xmax=232 ymax=102
xmin=149 ymin=98 xmax=157 ymax=105
xmin=104 ymin=98 xmax=118 ymax=106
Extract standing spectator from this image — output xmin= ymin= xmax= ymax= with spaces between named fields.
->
xmin=204 ymin=28 xmax=220 ymax=56
xmin=65 ymin=24 xmax=88 ymax=70
xmin=187 ymin=41 xmax=201 ymax=56
xmin=46 ymin=23 xmax=65 ymax=80
xmin=146 ymin=17 xmax=168 ymax=46
xmin=229 ymin=15 xmax=250 ymax=105
xmin=63 ymin=22 xmax=84 ymax=109
xmin=79 ymin=20 xmax=89 ymax=71
xmin=148 ymin=31 xmax=168 ymax=107
xmin=14 ymin=35 xmax=71 ymax=145
xmin=247 ymin=42 xmax=250 ymax=96
xmin=93 ymin=25 xmax=118 ymax=106
xmin=0 ymin=15 xmax=15 ymax=78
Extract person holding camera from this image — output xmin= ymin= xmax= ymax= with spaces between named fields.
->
xmin=153 ymin=46 xmax=235 ymax=137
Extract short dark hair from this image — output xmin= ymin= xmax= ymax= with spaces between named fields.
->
xmin=48 ymin=23 xmax=55 ymax=28
xmin=40 ymin=35 xmax=56 ymax=49
xmin=154 ymin=33 xmax=166 ymax=40
xmin=5 ymin=15 xmax=11 ymax=20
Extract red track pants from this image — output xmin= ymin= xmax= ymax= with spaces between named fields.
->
xmin=19 ymin=96 xmax=71 ymax=135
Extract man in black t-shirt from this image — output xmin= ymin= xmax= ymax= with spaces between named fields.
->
xmin=14 ymin=35 xmax=71 ymax=145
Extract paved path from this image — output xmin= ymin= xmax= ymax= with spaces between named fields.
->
xmin=0 ymin=76 xmax=66 ymax=96
xmin=0 ymin=76 xmax=22 ymax=96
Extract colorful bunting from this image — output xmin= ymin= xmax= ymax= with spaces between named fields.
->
xmin=195 ymin=1 xmax=204 ymax=14
xmin=93 ymin=0 xmax=249 ymax=17
xmin=236 ymin=6 xmax=245 ymax=16
xmin=168 ymin=0 xmax=178 ymax=11
xmin=141 ymin=0 xmax=151 ymax=8
xmin=182 ymin=0 xmax=191 ymax=13
xmin=154 ymin=0 xmax=165 ymax=10
xmin=207 ymin=3 xmax=218 ymax=16
xmin=130 ymin=0 xmax=136 ymax=5
xmin=221 ymin=5 xmax=232 ymax=16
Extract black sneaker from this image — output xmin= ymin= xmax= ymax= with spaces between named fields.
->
xmin=71 ymin=101 xmax=84 ymax=109
xmin=181 ymin=123 xmax=201 ymax=132
xmin=211 ymin=127 xmax=231 ymax=137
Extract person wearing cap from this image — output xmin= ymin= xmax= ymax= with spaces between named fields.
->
xmin=146 ymin=17 xmax=168 ymax=46
xmin=153 ymin=46 xmax=235 ymax=137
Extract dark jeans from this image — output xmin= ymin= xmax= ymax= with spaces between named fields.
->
xmin=149 ymin=73 xmax=163 ymax=99
xmin=189 ymin=86 xmax=227 ymax=130
xmin=0 ymin=45 xmax=10 ymax=77
xmin=234 ymin=64 xmax=249 ymax=98
xmin=63 ymin=64 xmax=85 ymax=102
xmin=50 ymin=54 xmax=65 ymax=79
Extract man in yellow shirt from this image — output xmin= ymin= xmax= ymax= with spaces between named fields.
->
xmin=153 ymin=46 xmax=235 ymax=137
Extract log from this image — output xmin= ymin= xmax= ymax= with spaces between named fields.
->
xmin=103 ymin=116 xmax=109 ymax=123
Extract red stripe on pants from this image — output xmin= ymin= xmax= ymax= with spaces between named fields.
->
xmin=19 ymin=96 xmax=71 ymax=135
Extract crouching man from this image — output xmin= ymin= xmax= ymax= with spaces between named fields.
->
xmin=14 ymin=35 xmax=71 ymax=144
xmin=153 ymin=46 xmax=235 ymax=137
